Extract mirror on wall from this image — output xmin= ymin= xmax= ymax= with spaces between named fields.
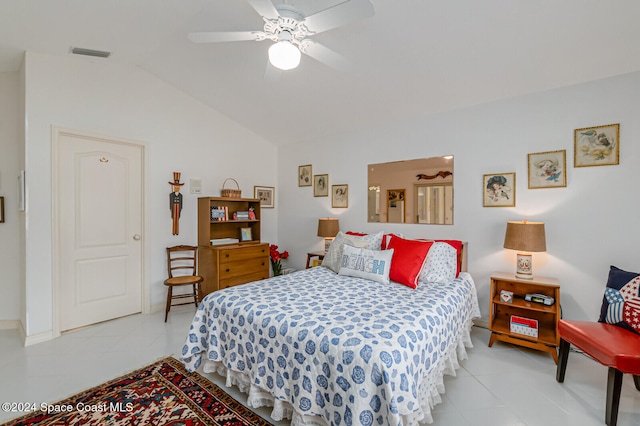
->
xmin=387 ymin=189 xmax=406 ymax=223
xmin=368 ymin=156 xmax=454 ymax=225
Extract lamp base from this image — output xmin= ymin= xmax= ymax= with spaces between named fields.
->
xmin=324 ymin=238 xmax=334 ymax=253
xmin=515 ymin=252 xmax=533 ymax=279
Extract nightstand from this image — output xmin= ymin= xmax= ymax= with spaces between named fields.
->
xmin=305 ymin=251 xmax=325 ymax=269
xmin=488 ymin=272 xmax=561 ymax=363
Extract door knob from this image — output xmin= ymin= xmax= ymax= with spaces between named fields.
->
xmin=133 ymin=234 xmax=141 ymax=240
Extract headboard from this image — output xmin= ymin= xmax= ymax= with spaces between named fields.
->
xmin=461 ymin=241 xmax=468 ymax=273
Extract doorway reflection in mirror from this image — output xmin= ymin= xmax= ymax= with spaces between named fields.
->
xmin=368 ymin=156 xmax=453 ymax=225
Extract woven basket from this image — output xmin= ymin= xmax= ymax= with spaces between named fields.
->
xmin=221 ymin=178 xmax=242 ymax=198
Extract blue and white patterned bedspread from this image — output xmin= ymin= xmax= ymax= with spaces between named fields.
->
xmin=181 ymin=267 xmax=480 ymax=426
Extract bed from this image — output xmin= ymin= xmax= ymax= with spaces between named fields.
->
xmin=181 ymin=234 xmax=480 ymax=425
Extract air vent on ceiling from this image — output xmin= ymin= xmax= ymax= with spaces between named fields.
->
xmin=69 ymin=47 xmax=111 ymax=58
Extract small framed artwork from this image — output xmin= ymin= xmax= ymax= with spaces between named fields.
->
xmin=574 ymin=123 xmax=619 ymax=167
xmin=254 ymin=185 xmax=275 ymax=208
xmin=528 ymin=150 xmax=567 ymax=189
xmin=332 ymin=184 xmax=348 ymax=208
xmin=314 ymin=174 xmax=329 ymax=197
xmin=483 ymin=173 xmax=515 ymax=207
xmin=0 ymin=196 xmax=4 ymax=223
xmin=240 ymin=227 xmax=252 ymax=241
xmin=298 ymin=164 xmax=312 ymax=186
xmin=387 ymin=189 xmax=405 ymax=201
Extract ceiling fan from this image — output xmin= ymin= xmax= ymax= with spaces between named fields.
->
xmin=188 ymin=0 xmax=374 ymax=71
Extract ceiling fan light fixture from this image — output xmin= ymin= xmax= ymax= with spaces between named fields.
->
xmin=268 ymin=40 xmax=301 ymax=70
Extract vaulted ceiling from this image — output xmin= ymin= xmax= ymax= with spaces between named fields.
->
xmin=1 ymin=0 xmax=639 ymax=145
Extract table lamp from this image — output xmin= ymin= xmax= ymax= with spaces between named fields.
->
xmin=503 ymin=220 xmax=546 ymax=279
xmin=317 ymin=218 xmax=339 ymax=252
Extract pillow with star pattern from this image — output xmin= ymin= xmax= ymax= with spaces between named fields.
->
xmin=598 ymin=265 xmax=640 ymax=335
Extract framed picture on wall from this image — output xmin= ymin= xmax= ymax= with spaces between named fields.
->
xmin=483 ymin=172 xmax=515 ymax=207
xmin=332 ymin=184 xmax=348 ymax=208
xmin=574 ymin=123 xmax=619 ymax=167
xmin=254 ymin=185 xmax=275 ymax=208
xmin=314 ymin=174 xmax=329 ymax=197
xmin=298 ymin=164 xmax=312 ymax=186
xmin=0 ymin=196 xmax=4 ymax=223
xmin=387 ymin=189 xmax=405 ymax=201
xmin=528 ymin=150 xmax=567 ymax=189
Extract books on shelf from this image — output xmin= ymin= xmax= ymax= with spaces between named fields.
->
xmin=510 ymin=315 xmax=539 ymax=338
xmin=235 ymin=211 xmax=250 ymax=220
xmin=210 ymin=238 xmax=239 ymax=245
xmin=210 ymin=206 xmax=228 ymax=221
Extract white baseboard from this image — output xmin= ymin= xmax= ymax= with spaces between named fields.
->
xmin=473 ymin=318 xmax=489 ymax=329
xmin=23 ymin=329 xmax=55 ymax=346
xmin=0 ymin=320 xmax=20 ymax=330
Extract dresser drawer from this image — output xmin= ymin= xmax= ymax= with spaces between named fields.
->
xmin=219 ymin=270 xmax=270 ymax=290
xmin=218 ymin=244 xmax=268 ymax=264
xmin=218 ymin=256 xmax=268 ymax=279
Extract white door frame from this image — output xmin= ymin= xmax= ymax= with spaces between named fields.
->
xmin=51 ymin=126 xmax=149 ymax=337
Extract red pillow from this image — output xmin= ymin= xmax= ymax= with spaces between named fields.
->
xmin=386 ymin=236 xmax=434 ymax=288
xmin=435 ymin=240 xmax=463 ymax=277
xmin=346 ymin=231 xmax=367 ymax=236
xmin=381 ymin=233 xmax=405 ymax=250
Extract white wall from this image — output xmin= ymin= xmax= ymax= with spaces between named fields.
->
xmin=277 ymin=71 xmax=640 ymax=323
xmin=0 ymin=72 xmax=20 ymax=325
xmin=7 ymin=52 xmax=639 ymax=339
xmin=20 ymin=52 xmax=279 ymax=338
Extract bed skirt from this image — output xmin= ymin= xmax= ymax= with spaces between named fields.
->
xmin=202 ymin=315 xmax=476 ymax=425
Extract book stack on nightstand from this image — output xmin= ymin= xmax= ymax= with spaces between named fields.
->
xmin=305 ymin=252 xmax=325 ymax=269
xmin=488 ymin=272 xmax=561 ymax=363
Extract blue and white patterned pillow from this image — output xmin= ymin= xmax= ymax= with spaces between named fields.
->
xmin=419 ymin=242 xmax=457 ymax=284
xmin=598 ymin=265 xmax=640 ymax=335
xmin=338 ymin=245 xmax=394 ymax=284
xmin=322 ymin=231 xmax=384 ymax=273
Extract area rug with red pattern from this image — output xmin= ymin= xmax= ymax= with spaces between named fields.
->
xmin=3 ymin=357 xmax=272 ymax=425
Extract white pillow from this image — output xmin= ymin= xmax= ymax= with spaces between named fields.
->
xmin=322 ymin=231 xmax=384 ymax=273
xmin=418 ymin=241 xmax=457 ymax=284
xmin=338 ymin=245 xmax=394 ymax=285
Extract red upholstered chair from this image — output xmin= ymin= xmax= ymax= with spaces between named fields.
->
xmin=556 ymin=319 xmax=640 ymax=426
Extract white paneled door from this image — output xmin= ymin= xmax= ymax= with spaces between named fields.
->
xmin=55 ymin=129 xmax=143 ymax=332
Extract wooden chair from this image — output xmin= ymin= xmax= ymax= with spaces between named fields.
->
xmin=164 ymin=245 xmax=203 ymax=322
xmin=556 ymin=319 xmax=640 ymax=426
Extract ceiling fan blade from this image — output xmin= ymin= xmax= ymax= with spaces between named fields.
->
xmin=248 ymin=0 xmax=280 ymax=20
xmin=187 ymin=31 xmax=260 ymax=43
xmin=302 ymin=40 xmax=348 ymax=71
xmin=303 ymin=0 xmax=374 ymax=34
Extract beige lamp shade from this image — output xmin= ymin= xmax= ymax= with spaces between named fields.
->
xmin=318 ymin=218 xmax=339 ymax=253
xmin=317 ymin=218 xmax=339 ymax=238
xmin=503 ymin=221 xmax=546 ymax=252
xmin=504 ymin=220 xmax=546 ymax=279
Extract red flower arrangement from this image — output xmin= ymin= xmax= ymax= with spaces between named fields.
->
xmin=269 ymin=244 xmax=289 ymax=276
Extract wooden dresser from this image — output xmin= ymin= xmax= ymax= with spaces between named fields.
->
xmin=198 ymin=243 xmax=269 ymax=295
xmin=197 ymin=197 xmax=269 ymax=298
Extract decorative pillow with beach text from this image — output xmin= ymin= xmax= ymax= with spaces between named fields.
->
xmin=338 ymin=245 xmax=394 ymax=285
xmin=322 ymin=231 xmax=383 ymax=273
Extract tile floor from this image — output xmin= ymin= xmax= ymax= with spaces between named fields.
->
xmin=0 ymin=307 xmax=638 ymax=425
